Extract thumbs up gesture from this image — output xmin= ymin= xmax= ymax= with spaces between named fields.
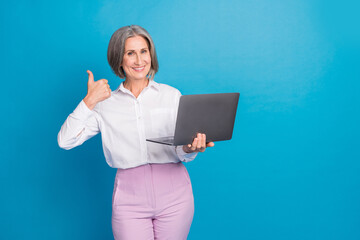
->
xmin=83 ymin=70 xmax=112 ymax=110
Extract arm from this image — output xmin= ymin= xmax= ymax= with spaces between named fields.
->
xmin=57 ymin=100 xmax=100 ymax=150
xmin=57 ymin=70 xmax=111 ymax=150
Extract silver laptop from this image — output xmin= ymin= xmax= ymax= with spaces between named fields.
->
xmin=146 ymin=92 xmax=240 ymax=146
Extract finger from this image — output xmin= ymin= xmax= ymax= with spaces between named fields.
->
xmin=202 ymin=134 xmax=206 ymax=148
xmin=103 ymin=83 xmax=110 ymax=91
xmin=103 ymin=86 xmax=111 ymax=97
xmin=104 ymin=88 xmax=111 ymax=94
xmin=196 ymin=133 xmax=202 ymax=150
xmin=198 ymin=134 xmax=206 ymax=152
xmin=101 ymin=82 xmax=110 ymax=90
xmin=87 ymin=70 xmax=94 ymax=85
xmin=191 ymin=138 xmax=198 ymax=151
xmin=206 ymin=142 xmax=215 ymax=147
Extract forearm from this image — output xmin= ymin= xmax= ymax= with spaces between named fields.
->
xmin=57 ymin=100 xmax=99 ymax=150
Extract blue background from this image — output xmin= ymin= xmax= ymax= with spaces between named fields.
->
xmin=1 ymin=0 xmax=359 ymax=239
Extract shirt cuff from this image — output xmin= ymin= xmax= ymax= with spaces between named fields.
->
xmin=71 ymin=100 xmax=96 ymax=122
xmin=175 ymin=145 xmax=198 ymax=162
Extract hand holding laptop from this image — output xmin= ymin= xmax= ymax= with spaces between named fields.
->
xmin=182 ymin=133 xmax=215 ymax=153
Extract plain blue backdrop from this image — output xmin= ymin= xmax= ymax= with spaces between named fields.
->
xmin=1 ymin=0 xmax=359 ymax=239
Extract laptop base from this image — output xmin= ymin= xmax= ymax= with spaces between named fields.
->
xmin=146 ymin=136 xmax=175 ymax=146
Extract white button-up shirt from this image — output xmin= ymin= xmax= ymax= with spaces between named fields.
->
xmin=57 ymin=80 xmax=197 ymax=169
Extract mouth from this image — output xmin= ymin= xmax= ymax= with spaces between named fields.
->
xmin=132 ymin=66 xmax=145 ymax=72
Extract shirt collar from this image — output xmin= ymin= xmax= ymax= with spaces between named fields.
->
xmin=115 ymin=79 xmax=160 ymax=93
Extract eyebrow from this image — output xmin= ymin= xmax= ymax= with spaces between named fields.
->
xmin=125 ymin=48 xmax=149 ymax=53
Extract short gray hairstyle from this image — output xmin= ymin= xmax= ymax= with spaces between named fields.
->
xmin=107 ymin=25 xmax=159 ymax=80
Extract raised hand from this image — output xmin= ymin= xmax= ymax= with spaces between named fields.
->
xmin=83 ymin=70 xmax=112 ymax=110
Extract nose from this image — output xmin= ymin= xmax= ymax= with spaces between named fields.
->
xmin=135 ymin=53 xmax=142 ymax=65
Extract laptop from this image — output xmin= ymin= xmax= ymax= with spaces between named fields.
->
xmin=146 ymin=92 xmax=240 ymax=146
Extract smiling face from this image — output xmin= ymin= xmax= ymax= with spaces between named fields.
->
xmin=121 ymin=35 xmax=152 ymax=82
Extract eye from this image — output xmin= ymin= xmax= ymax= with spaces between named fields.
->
xmin=127 ymin=52 xmax=133 ymax=56
xmin=141 ymin=49 xmax=148 ymax=54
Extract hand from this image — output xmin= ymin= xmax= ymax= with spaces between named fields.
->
xmin=182 ymin=133 xmax=215 ymax=153
xmin=83 ymin=70 xmax=112 ymax=110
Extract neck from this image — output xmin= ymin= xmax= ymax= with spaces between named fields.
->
xmin=124 ymin=78 xmax=149 ymax=98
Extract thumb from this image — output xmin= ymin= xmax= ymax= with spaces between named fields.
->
xmin=87 ymin=70 xmax=94 ymax=85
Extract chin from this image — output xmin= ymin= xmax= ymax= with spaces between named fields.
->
xmin=129 ymin=75 xmax=147 ymax=81
xmin=126 ymin=68 xmax=151 ymax=81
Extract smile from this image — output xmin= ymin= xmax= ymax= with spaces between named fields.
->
xmin=132 ymin=66 xmax=145 ymax=72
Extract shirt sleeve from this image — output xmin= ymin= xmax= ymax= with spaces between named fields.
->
xmin=57 ymin=100 xmax=101 ymax=150
xmin=175 ymin=145 xmax=198 ymax=162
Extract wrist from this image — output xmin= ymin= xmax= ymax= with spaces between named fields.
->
xmin=182 ymin=145 xmax=193 ymax=153
xmin=83 ymin=95 xmax=96 ymax=110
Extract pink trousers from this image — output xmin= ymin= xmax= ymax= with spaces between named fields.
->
xmin=111 ymin=162 xmax=194 ymax=240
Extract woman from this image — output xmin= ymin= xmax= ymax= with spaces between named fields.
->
xmin=57 ymin=25 xmax=214 ymax=240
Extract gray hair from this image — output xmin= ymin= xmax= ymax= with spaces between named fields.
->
xmin=107 ymin=25 xmax=159 ymax=80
